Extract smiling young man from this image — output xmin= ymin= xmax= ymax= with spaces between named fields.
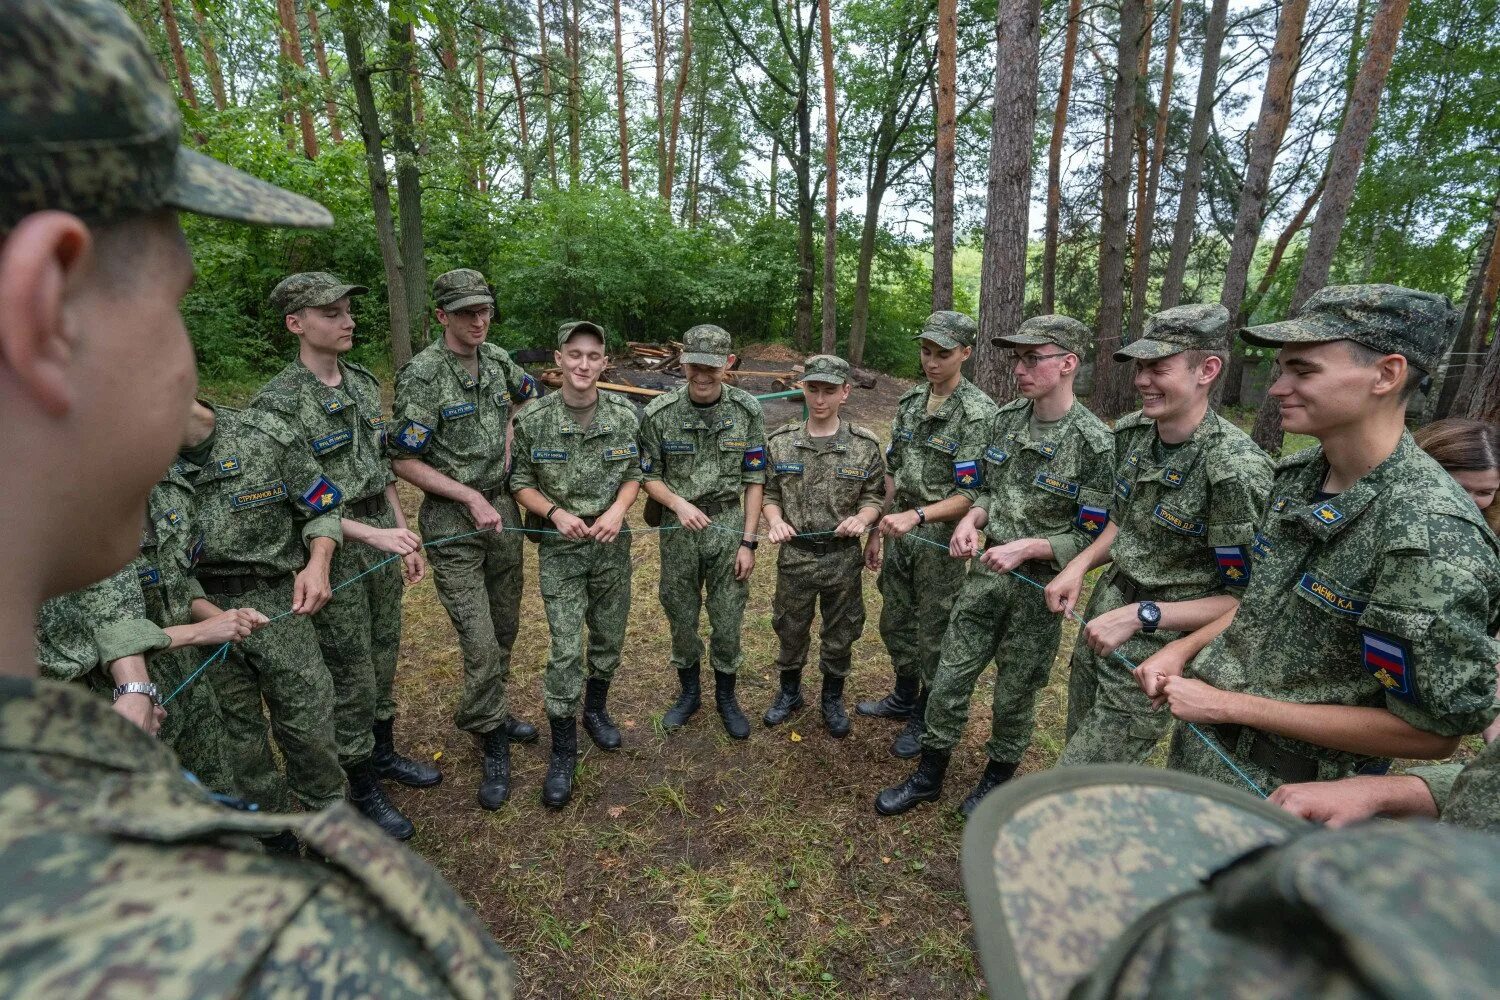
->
xmin=390 ymin=268 xmax=541 ymax=811
xmin=760 ymin=355 xmax=888 ymax=737
xmin=1144 ymin=285 xmax=1500 ymax=793
xmin=639 ymin=324 xmax=766 ymax=739
xmin=511 ymin=321 xmax=642 ymax=807
xmin=875 ymin=316 xmax=1113 ymax=816
xmin=0 ymin=2 xmax=514 ymax=994
xmin=867 ymin=311 xmax=998 ymax=758
xmin=249 ymin=272 xmax=435 ymax=840
xmin=1046 ymin=303 xmax=1272 ymax=767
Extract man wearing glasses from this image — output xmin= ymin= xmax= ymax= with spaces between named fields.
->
xmin=875 ymin=316 xmax=1114 ymax=816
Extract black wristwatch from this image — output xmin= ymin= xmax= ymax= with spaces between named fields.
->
xmin=1137 ymin=600 xmax=1162 ymax=634
xmin=740 ymin=539 xmax=759 ymax=551
xmin=914 ymin=506 xmax=927 ymax=526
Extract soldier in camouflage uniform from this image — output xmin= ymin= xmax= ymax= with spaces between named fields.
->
xmin=512 ymin=321 xmax=643 ymax=807
xmin=875 ymin=316 xmax=1114 ymax=817
xmin=0 ymin=2 xmax=515 ymax=993
xmin=252 ymin=271 xmax=436 ymax=840
xmin=639 ymin=324 xmax=766 ymax=739
xmin=1141 ymin=286 xmax=1500 ymax=793
xmin=1046 ymin=304 xmax=1272 ymax=767
xmin=390 ymin=268 xmax=541 ymax=811
xmin=865 ymin=311 xmax=998 ymax=758
xmin=760 ymin=355 xmax=887 ymax=737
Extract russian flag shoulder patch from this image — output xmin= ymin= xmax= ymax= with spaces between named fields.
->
xmin=1076 ymin=505 xmax=1109 ymax=536
xmin=1361 ymin=629 xmax=1416 ymax=703
xmin=300 ymin=474 xmax=344 ymax=512
xmin=954 ymin=459 xmax=980 ymax=488
xmin=1213 ymin=545 xmax=1250 ymax=587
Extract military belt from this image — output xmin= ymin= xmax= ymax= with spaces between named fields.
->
xmin=1210 ymin=724 xmax=1319 ymax=784
xmin=786 ymin=535 xmax=860 ymax=555
xmin=199 ymin=570 xmax=291 ymax=598
xmin=346 ymin=493 xmax=389 ymax=520
xmin=1112 ymin=570 xmax=1150 ymax=606
xmin=686 ymin=496 xmax=742 ymax=519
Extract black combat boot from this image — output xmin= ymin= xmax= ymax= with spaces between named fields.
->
xmin=820 ymin=675 xmax=851 ymax=738
xmin=874 ymin=747 xmax=951 ymax=816
xmin=714 ymin=671 xmax=751 ymax=740
xmin=891 ymin=688 xmax=929 ymax=758
xmin=856 ymin=675 xmax=918 ymax=719
xmin=541 ymin=716 xmax=578 ymax=809
xmin=959 ymin=760 xmax=1018 ymax=818
xmin=372 ymin=717 xmax=442 ymax=788
xmin=582 ymin=677 xmax=622 ymax=751
xmin=346 ymin=761 xmax=415 ymax=841
xmin=504 ymin=714 xmax=539 ymax=745
xmin=661 ymin=664 xmax=702 ymax=729
xmin=259 ymin=830 xmax=302 ymax=857
xmin=477 ymin=728 xmax=511 ymax=810
xmin=762 ymin=669 xmax=804 ymax=726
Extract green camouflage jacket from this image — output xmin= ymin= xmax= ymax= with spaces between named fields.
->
xmin=1107 ymin=408 xmax=1272 ymax=601
xmin=1190 ymin=433 xmax=1500 ymax=774
xmin=35 ymin=568 xmax=169 ymax=689
xmin=0 ymin=677 xmax=516 ymax=998
xmin=250 ymin=358 xmax=393 ymax=505
xmin=639 ymin=384 xmax=767 ymax=503
xmin=977 ymin=398 xmax=1115 ymax=575
xmin=388 ymin=339 xmax=539 ymax=490
xmin=885 ymin=378 xmax=997 ymax=508
xmin=135 ymin=462 xmax=207 ymax=629
xmin=763 ymin=419 xmax=886 ymax=534
xmin=510 ymin=391 xmax=644 ymax=517
xmin=185 ymin=406 xmax=343 ymax=580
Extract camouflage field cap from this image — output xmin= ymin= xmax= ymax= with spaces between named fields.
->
xmin=1114 ymin=303 xmax=1229 ymax=361
xmin=1240 ymin=283 xmax=1454 ymax=375
xmin=681 ymin=324 xmax=732 ymax=367
xmin=962 ymin=766 xmax=1302 ymax=1000
xmin=557 ymin=319 xmax=606 ymax=345
xmin=433 ymin=268 xmax=495 ymax=312
xmin=800 ymin=355 xmax=849 ymax=385
xmin=269 ymin=272 xmax=367 ymax=316
xmin=0 ymin=0 xmax=331 ymax=233
xmin=915 ymin=310 xmax=978 ymax=350
xmin=994 ymin=314 xmax=1091 ymax=357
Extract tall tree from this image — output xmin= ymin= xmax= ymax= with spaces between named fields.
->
xmin=1089 ymin=0 xmax=1146 ymax=417
xmin=304 ymin=3 xmax=345 ymax=142
xmin=1461 ymin=317 xmax=1500 ymax=423
xmin=538 ymin=0 xmax=559 ymax=186
xmin=1160 ymin=0 xmax=1228 ymax=309
xmin=276 ymin=0 xmax=320 ymax=159
xmin=158 ymin=0 xmax=201 ymax=116
xmin=817 ymin=0 xmax=839 ymax=353
xmin=508 ymin=36 xmax=534 ymax=199
xmin=188 ymin=0 xmax=228 ymax=111
xmin=974 ymin=0 xmax=1042 ymax=401
xmin=930 ymin=0 xmax=957 ymax=310
xmin=1253 ymin=0 xmax=1412 ymax=453
xmin=474 ymin=23 xmax=487 ymax=192
xmin=653 ymin=0 xmax=669 ymax=185
xmin=1437 ymin=192 xmax=1500 ymax=418
xmin=388 ymin=3 xmax=429 ymax=355
xmin=614 ymin=0 xmax=631 ymax=189
xmin=336 ymin=4 xmax=414 ymax=366
xmin=1042 ymin=0 xmax=1083 ymax=314
xmin=566 ymin=0 xmax=583 ymax=186
xmin=663 ymin=0 xmax=695 ymax=199
xmin=1126 ymin=0 xmax=1183 ymax=343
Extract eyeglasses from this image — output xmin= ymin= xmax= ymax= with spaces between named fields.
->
xmin=1011 ymin=351 xmax=1070 ymax=370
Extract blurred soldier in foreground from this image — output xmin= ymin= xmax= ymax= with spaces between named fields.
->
xmin=0 ymin=2 xmax=514 ymax=995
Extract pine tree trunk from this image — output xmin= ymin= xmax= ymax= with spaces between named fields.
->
xmin=539 ymin=0 xmax=558 ymax=186
xmin=614 ymin=0 xmax=631 ymax=189
xmin=794 ymin=0 xmax=816 ymax=352
xmin=1129 ymin=0 xmax=1156 ymax=336
xmin=304 ymin=3 xmax=343 ymax=142
xmin=1161 ymin=0 xmax=1228 ymax=309
xmin=663 ymin=0 xmax=694 ymax=201
xmin=276 ymin=0 xmax=320 ymax=159
xmin=1460 ymin=319 xmax=1500 ymax=423
xmin=1042 ymin=0 xmax=1083 ymax=314
xmin=653 ymin=0 xmax=668 ymax=188
xmin=509 ymin=41 xmax=533 ymax=200
xmin=567 ymin=0 xmax=582 ymax=187
xmin=975 ymin=0 xmax=1042 ymax=402
xmin=188 ymin=0 xmax=227 ymax=111
xmin=388 ymin=7 xmax=429 ymax=355
xmin=850 ymin=168 xmax=887 ymax=367
xmin=1437 ymin=192 xmax=1500 ymax=418
xmin=337 ymin=5 xmax=413 ymax=366
xmin=1090 ymin=0 xmax=1145 ymax=418
xmin=931 ymin=0 xmax=958 ymax=311
xmin=769 ymin=134 xmax=779 ymax=220
xmin=817 ymin=0 xmax=839 ymax=353
xmin=159 ymin=0 xmax=200 ymax=111
xmin=1126 ymin=0 xmax=1182 ymax=344
xmin=475 ymin=26 xmax=488 ymax=192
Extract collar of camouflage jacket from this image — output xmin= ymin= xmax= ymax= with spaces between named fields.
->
xmin=1279 ymin=430 xmax=1420 ymax=541
xmin=791 ymin=419 xmax=852 ymax=452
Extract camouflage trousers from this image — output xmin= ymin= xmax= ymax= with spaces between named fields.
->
xmin=658 ymin=509 xmax=748 ymax=675
xmin=420 ymin=492 xmax=524 ymax=736
xmin=537 ymin=532 xmax=632 ymax=718
xmin=151 ymin=645 xmax=238 ymax=796
xmin=205 ymin=576 xmax=345 ymax=812
xmin=313 ymin=504 xmax=403 ymax=767
xmin=922 ymin=560 xmax=1061 ymax=763
xmin=1057 ymin=571 xmax=1176 ymax=766
xmin=772 ymin=542 xmax=865 ymax=678
xmin=877 ymin=523 xmax=963 ymax=687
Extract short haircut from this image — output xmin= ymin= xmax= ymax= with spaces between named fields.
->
xmin=1343 ymin=340 xmax=1425 ymax=401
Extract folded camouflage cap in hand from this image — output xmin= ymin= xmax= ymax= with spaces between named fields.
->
xmin=433 ymin=268 xmax=495 ymax=312
xmin=1240 ymin=283 xmax=1455 ymax=375
xmin=0 ymin=0 xmax=331 ymax=232
xmin=269 ymin=272 xmax=368 ymax=316
xmin=1114 ymin=303 xmax=1229 ymax=361
xmin=994 ymin=314 xmax=1091 ymax=356
xmin=915 ymin=310 xmax=978 ymax=350
xmin=800 ymin=355 xmax=850 ymax=384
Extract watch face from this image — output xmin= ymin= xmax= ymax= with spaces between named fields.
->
xmin=1140 ymin=602 xmax=1161 ymax=624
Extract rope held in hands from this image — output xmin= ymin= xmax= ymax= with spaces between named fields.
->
xmin=163 ymin=514 xmax=1268 ymax=798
